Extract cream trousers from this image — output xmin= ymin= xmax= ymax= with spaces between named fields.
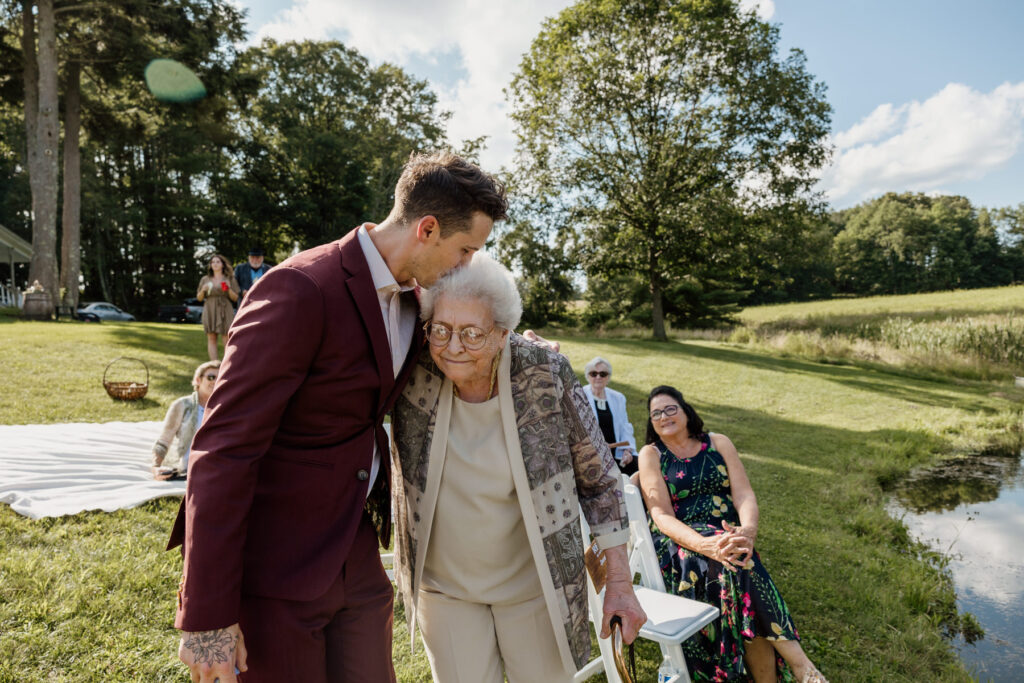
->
xmin=416 ymin=589 xmax=573 ymax=683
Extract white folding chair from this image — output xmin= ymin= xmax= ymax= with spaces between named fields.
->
xmin=574 ymin=476 xmax=719 ymax=683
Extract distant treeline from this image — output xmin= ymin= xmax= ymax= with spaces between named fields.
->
xmin=746 ymin=192 xmax=1024 ymax=305
xmin=1 ymin=1 xmax=452 ymax=318
xmin=557 ymin=192 xmax=1024 ymax=331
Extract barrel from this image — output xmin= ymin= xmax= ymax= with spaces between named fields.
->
xmin=22 ymin=292 xmax=54 ymax=320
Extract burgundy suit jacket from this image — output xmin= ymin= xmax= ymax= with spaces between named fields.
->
xmin=168 ymin=228 xmax=423 ymax=632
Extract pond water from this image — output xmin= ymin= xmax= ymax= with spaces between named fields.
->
xmin=889 ymin=452 xmax=1024 ymax=682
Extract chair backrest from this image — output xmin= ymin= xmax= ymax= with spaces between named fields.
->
xmin=576 ymin=476 xmax=712 ymax=683
xmin=620 ymin=474 xmax=670 ymax=593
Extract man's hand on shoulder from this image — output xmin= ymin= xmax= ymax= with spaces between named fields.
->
xmin=522 ymin=329 xmax=560 ymax=353
xmin=179 ymin=623 xmax=248 ymax=682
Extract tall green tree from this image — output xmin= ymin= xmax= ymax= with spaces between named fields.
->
xmin=3 ymin=0 xmax=247 ymax=315
xmin=508 ymin=0 xmax=831 ymax=339
xmin=222 ymin=39 xmax=448 ymax=253
xmin=72 ymin=0 xmax=247 ymax=315
xmin=992 ymin=203 xmax=1024 ymax=282
xmin=492 ymin=195 xmax=576 ymax=327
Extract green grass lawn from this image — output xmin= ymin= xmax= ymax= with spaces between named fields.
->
xmin=737 ymin=283 xmax=1024 ymax=326
xmin=2 ymin=310 xmax=1020 ymax=681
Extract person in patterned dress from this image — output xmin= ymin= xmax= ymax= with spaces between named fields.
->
xmin=637 ymin=385 xmax=828 ymax=683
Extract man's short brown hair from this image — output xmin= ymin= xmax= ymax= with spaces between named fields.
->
xmin=392 ymin=151 xmax=508 ymax=236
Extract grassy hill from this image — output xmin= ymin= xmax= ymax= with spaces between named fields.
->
xmin=2 ymin=294 xmax=1021 ymax=681
xmin=737 ymin=284 xmax=1024 ymax=326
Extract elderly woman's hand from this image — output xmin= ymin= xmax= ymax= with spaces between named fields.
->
xmin=599 ymin=546 xmax=647 ymax=643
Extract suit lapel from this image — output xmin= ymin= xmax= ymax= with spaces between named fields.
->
xmin=340 ymin=230 xmax=394 ymax=402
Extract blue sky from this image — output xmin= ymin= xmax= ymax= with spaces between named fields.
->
xmin=234 ymin=0 xmax=1024 ymax=210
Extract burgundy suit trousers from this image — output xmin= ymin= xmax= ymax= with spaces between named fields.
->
xmin=238 ymin=512 xmax=396 ymax=683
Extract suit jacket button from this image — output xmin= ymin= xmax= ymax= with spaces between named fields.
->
xmin=357 ymin=469 xmax=369 ymax=481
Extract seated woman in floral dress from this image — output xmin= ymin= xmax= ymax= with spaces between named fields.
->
xmin=637 ymin=384 xmax=828 ymax=683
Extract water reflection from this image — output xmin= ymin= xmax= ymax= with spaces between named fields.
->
xmin=890 ymin=452 xmax=1024 ymax=682
xmin=893 ymin=454 xmax=1020 ymax=513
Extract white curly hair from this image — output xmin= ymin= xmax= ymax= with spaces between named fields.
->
xmin=420 ymin=252 xmax=522 ymax=331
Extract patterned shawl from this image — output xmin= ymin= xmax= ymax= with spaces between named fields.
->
xmin=390 ymin=332 xmax=627 ymax=669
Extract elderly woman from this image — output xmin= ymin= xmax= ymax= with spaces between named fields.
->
xmin=151 ymin=360 xmax=220 ymax=480
xmin=391 ymin=254 xmax=645 ymax=683
xmin=638 ymin=385 xmax=828 ymax=683
xmin=583 ymin=356 xmax=638 ymax=476
xmin=196 ymin=253 xmax=239 ymax=360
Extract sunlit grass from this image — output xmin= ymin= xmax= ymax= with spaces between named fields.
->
xmin=3 ymin=312 xmax=1019 ymax=681
xmin=736 ymin=284 xmax=1024 ymax=325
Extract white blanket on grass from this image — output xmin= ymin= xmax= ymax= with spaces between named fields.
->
xmin=0 ymin=421 xmax=185 ymax=519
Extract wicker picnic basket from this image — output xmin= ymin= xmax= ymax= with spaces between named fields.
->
xmin=103 ymin=357 xmax=149 ymax=401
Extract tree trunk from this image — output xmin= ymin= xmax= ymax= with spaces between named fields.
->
xmin=27 ymin=0 xmax=61 ymax=312
xmin=649 ymin=238 xmax=666 ymax=340
xmin=20 ymin=1 xmax=42 ymax=298
xmin=21 ymin=2 xmax=38 ymax=162
xmin=651 ymin=276 xmax=667 ymax=341
xmin=60 ymin=60 xmax=82 ymax=310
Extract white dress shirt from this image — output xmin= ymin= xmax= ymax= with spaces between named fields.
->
xmin=356 ymin=224 xmax=417 ymax=495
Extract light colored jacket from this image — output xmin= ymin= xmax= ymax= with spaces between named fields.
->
xmin=582 ymin=384 xmax=637 ymax=460
xmin=390 ymin=333 xmax=629 ymax=672
xmin=152 ymin=392 xmax=201 ymax=472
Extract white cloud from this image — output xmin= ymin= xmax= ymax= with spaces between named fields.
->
xmin=831 ymin=102 xmax=903 ymax=149
xmin=739 ymin=0 xmax=775 ymax=20
xmin=901 ymin=500 xmax=1024 ymax=608
xmin=821 ymin=82 xmax=1024 ymax=207
xmin=247 ymin=0 xmax=574 ymax=173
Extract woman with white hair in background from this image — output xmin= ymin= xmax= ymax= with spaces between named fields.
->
xmin=583 ymin=356 xmax=638 ymax=476
xmin=390 ymin=253 xmax=645 ymax=683
xmin=151 ymin=360 xmax=220 ymax=480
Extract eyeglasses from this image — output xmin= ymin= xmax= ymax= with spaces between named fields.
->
xmin=650 ymin=404 xmax=680 ymax=421
xmin=588 ymin=371 xmax=609 ymax=378
xmin=424 ymin=321 xmax=495 ymax=351
xmin=203 ymin=374 xmax=218 ymax=382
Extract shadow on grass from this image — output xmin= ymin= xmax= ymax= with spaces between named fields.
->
xmin=103 ymin=396 xmax=162 ymax=411
xmin=583 ymin=338 xmax=1001 ymax=412
xmin=104 ymin=322 xmax=205 ymax=355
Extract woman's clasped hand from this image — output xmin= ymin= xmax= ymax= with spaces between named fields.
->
xmin=708 ymin=520 xmax=756 ymax=570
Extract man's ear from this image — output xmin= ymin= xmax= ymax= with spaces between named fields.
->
xmin=414 ymin=216 xmax=440 ymax=244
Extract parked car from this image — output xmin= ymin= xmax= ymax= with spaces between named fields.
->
xmin=157 ymin=298 xmax=203 ymax=323
xmin=76 ymin=301 xmax=136 ymax=322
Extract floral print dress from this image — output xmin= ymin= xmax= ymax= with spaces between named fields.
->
xmin=650 ymin=433 xmax=799 ymax=682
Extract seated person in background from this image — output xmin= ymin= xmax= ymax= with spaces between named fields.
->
xmin=151 ymin=360 xmax=220 ymax=480
xmin=637 ymin=385 xmax=828 ymax=683
xmin=583 ymin=356 xmax=638 ymax=475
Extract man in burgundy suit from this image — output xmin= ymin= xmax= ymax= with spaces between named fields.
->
xmin=168 ymin=152 xmax=507 ymax=682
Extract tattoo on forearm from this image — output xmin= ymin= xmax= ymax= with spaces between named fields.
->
xmin=184 ymin=629 xmax=237 ymax=665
